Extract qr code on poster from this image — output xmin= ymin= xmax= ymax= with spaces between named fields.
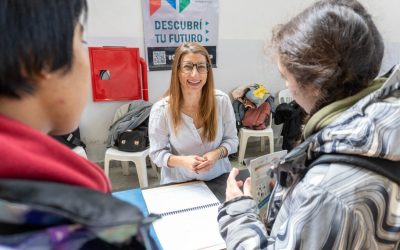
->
xmin=153 ymin=51 xmax=166 ymax=65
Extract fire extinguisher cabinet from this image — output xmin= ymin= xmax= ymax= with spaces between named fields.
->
xmin=88 ymin=47 xmax=148 ymax=102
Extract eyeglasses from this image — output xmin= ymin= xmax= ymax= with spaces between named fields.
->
xmin=179 ymin=62 xmax=209 ymax=74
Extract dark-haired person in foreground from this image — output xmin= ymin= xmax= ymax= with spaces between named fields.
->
xmin=218 ymin=0 xmax=400 ymax=249
xmin=0 ymin=1 xmax=155 ymax=249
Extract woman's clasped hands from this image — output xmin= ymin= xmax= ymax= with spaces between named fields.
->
xmin=182 ymin=150 xmax=220 ymax=174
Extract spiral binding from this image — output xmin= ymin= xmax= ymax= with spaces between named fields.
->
xmin=160 ymin=202 xmax=220 ymax=217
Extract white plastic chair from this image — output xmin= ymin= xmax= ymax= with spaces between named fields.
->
xmin=72 ymin=146 xmax=88 ymax=159
xmin=275 ymin=89 xmax=294 ymax=146
xmin=278 ymin=89 xmax=293 ymax=104
xmin=103 ymin=103 xmax=156 ymax=188
xmin=238 ymin=116 xmax=274 ymax=164
xmin=104 ymin=148 xmax=153 ymax=188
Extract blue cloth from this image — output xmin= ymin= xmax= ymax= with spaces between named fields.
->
xmin=113 ymin=189 xmax=162 ymax=249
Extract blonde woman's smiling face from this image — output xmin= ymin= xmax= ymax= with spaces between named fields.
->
xmin=178 ymin=52 xmax=208 ymax=94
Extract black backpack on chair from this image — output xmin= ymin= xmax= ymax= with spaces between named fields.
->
xmin=116 ymin=126 xmax=149 ymax=152
xmin=53 ymin=128 xmax=86 ymax=149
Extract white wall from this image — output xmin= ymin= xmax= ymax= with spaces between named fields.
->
xmin=82 ymin=0 xmax=400 ymax=162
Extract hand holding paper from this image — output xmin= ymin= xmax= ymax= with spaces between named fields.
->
xmin=225 ymin=168 xmax=252 ymax=201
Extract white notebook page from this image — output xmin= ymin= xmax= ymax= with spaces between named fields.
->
xmin=142 ymin=181 xmax=225 ymax=250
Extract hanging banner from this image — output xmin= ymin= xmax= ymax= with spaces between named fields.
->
xmin=142 ymin=0 xmax=219 ymax=71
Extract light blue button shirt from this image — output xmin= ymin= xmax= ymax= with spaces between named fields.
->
xmin=149 ymin=90 xmax=239 ymax=184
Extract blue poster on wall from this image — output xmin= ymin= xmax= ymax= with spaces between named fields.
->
xmin=142 ymin=0 xmax=219 ymax=71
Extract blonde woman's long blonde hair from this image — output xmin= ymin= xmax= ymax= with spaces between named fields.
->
xmin=167 ymin=42 xmax=217 ymax=142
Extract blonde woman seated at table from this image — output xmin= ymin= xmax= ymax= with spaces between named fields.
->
xmin=149 ymin=42 xmax=238 ymax=184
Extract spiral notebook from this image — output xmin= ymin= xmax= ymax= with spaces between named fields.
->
xmin=142 ymin=181 xmax=225 ymax=250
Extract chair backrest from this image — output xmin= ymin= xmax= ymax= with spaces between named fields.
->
xmin=278 ymin=89 xmax=293 ymax=104
xmin=72 ymin=146 xmax=88 ymax=159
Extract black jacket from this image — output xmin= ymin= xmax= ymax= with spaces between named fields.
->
xmin=274 ymin=101 xmax=306 ymax=151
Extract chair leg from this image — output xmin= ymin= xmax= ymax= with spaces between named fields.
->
xmin=269 ymin=135 xmax=274 ymax=153
xmin=121 ymin=162 xmax=130 ymax=175
xmin=260 ymin=136 xmax=266 ymax=152
xmin=135 ymin=158 xmax=148 ymax=188
xmin=104 ymin=157 xmax=110 ymax=178
xmin=238 ymin=134 xmax=249 ymax=165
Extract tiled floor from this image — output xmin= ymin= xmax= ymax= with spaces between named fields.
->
xmin=98 ymin=139 xmax=282 ymax=192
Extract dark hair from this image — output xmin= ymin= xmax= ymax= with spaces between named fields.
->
xmin=0 ymin=0 xmax=88 ymax=99
xmin=272 ymin=0 xmax=384 ymax=115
